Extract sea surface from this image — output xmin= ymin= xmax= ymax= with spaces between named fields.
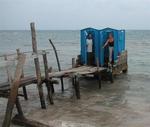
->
xmin=0 ymin=30 xmax=150 ymax=79
xmin=0 ymin=30 xmax=150 ymax=127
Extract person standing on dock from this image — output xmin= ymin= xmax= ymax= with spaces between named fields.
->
xmin=103 ymin=33 xmax=114 ymax=65
xmin=86 ymin=33 xmax=94 ymax=65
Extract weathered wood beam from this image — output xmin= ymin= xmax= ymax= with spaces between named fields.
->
xmin=43 ymin=52 xmax=54 ymax=104
xmin=74 ymin=74 xmax=80 ymax=99
xmin=16 ymin=49 xmax=28 ymax=100
xmin=2 ymin=54 xmax=26 ymax=127
xmin=30 ymin=22 xmax=46 ymax=109
xmin=4 ymin=55 xmax=12 ymax=84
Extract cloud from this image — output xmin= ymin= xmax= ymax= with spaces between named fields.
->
xmin=0 ymin=0 xmax=150 ymax=29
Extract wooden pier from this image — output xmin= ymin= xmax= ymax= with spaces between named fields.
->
xmin=0 ymin=23 xmax=127 ymax=127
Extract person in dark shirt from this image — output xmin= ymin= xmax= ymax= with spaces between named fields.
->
xmin=103 ymin=33 xmax=114 ymax=64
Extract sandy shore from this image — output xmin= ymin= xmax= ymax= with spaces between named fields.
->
xmin=0 ymin=73 xmax=150 ymax=127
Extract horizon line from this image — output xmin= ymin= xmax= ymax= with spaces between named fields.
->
xmin=0 ymin=29 xmax=150 ymax=31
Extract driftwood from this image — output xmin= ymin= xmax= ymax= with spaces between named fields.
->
xmin=2 ymin=54 xmax=26 ymax=127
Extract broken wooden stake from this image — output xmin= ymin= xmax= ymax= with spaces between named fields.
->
xmin=16 ymin=49 xmax=28 ymax=100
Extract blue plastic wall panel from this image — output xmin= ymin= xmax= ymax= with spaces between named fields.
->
xmin=80 ymin=28 xmax=99 ymax=65
xmin=80 ymin=30 xmax=86 ymax=64
xmin=99 ymin=30 xmax=107 ymax=66
xmin=113 ymin=30 xmax=119 ymax=61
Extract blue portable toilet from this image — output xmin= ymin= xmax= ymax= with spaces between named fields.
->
xmin=80 ymin=28 xmax=99 ymax=65
xmin=99 ymin=28 xmax=125 ymax=66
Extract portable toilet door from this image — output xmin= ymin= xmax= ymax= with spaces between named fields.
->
xmin=80 ymin=28 xmax=99 ymax=65
xmin=99 ymin=28 xmax=119 ymax=66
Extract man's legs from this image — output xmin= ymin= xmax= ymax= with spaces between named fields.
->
xmin=87 ymin=52 xmax=93 ymax=65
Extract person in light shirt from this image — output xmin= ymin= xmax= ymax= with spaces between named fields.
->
xmin=86 ymin=33 xmax=94 ymax=65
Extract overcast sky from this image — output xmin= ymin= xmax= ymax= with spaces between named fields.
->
xmin=0 ymin=0 xmax=150 ymax=30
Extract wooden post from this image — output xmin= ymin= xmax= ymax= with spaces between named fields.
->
xmin=96 ymin=57 xmax=99 ymax=70
xmin=96 ymin=57 xmax=101 ymax=89
xmin=16 ymin=49 xmax=28 ymax=100
xmin=15 ymin=97 xmax=24 ymax=117
xmin=2 ymin=54 xmax=26 ymax=127
xmin=30 ymin=22 xmax=46 ymax=109
xmin=98 ymin=72 xmax=101 ymax=89
xmin=74 ymin=74 xmax=80 ymax=99
xmin=49 ymin=39 xmax=64 ymax=92
xmin=42 ymin=52 xmax=54 ymax=104
xmin=109 ymin=71 xmax=114 ymax=83
xmin=48 ymin=67 xmax=55 ymax=93
xmin=109 ymin=65 xmax=114 ymax=83
xmin=72 ymin=58 xmax=76 ymax=68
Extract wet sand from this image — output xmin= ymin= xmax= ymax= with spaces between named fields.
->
xmin=1 ymin=73 xmax=150 ymax=127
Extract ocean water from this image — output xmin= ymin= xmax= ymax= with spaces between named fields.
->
xmin=0 ymin=30 xmax=150 ymax=82
xmin=0 ymin=30 xmax=150 ymax=127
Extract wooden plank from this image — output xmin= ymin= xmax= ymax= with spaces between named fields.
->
xmin=48 ymin=66 xmax=105 ymax=78
xmin=2 ymin=54 xmax=26 ymax=127
xmin=48 ymin=66 xmax=91 ymax=77
xmin=30 ymin=22 xmax=46 ymax=109
xmin=0 ymin=76 xmax=37 ymax=92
